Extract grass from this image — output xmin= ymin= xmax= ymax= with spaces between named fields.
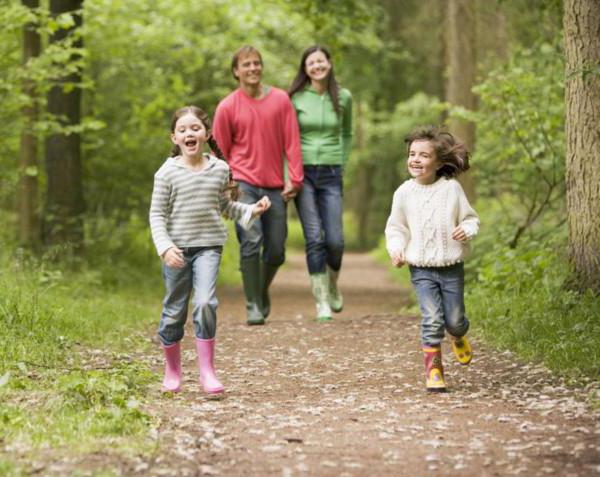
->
xmin=0 ymin=248 xmax=161 ymax=473
xmin=0 ymin=209 xmax=265 ymax=473
xmin=465 ymin=241 xmax=600 ymax=381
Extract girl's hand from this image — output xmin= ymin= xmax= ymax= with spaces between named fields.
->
xmin=390 ymin=250 xmax=405 ymax=268
xmin=252 ymin=196 xmax=271 ymax=217
xmin=163 ymin=247 xmax=185 ymax=268
xmin=452 ymin=225 xmax=468 ymax=242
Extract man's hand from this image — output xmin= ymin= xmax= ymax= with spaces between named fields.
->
xmin=162 ymin=247 xmax=185 ymax=268
xmin=281 ymin=180 xmax=299 ymax=202
xmin=252 ymin=196 xmax=271 ymax=217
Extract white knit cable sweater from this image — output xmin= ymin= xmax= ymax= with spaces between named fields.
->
xmin=385 ymin=178 xmax=479 ymax=267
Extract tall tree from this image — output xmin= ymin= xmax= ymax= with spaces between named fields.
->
xmin=564 ymin=0 xmax=600 ymax=293
xmin=44 ymin=0 xmax=84 ymax=249
xmin=19 ymin=0 xmax=41 ymax=248
xmin=445 ymin=0 xmax=477 ymax=201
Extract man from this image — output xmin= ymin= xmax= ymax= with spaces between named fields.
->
xmin=213 ymin=45 xmax=303 ymax=325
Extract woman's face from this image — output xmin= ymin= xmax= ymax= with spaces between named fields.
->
xmin=304 ymin=50 xmax=332 ymax=84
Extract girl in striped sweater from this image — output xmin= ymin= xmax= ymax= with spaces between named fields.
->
xmin=385 ymin=126 xmax=479 ymax=392
xmin=150 ymin=106 xmax=270 ymax=394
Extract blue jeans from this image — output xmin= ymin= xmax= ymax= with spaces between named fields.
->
xmin=409 ymin=262 xmax=469 ymax=346
xmin=294 ymin=165 xmax=344 ymax=274
xmin=158 ymin=246 xmax=222 ymax=344
xmin=235 ymin=181 xmax=287 ymax=266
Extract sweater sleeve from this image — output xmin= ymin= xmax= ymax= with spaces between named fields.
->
xmin=282 ymin=96 xmax=304 ymax=188
xmin=218 ymin=169 xmax=255 ymax=230
xmin=454 ymin=181 xmax=480 ymax=239
xmin=149 ymin=174 xmax=175 ymax=257
xmin=341 ymin=90 xmax=353 ymax=165
xmin=212 ymin=101 xmax=233 ymax=161
xmin=385 ymin=187 xmax=411 ymax=256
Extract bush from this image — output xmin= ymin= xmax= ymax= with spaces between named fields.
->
xmin=467 ymin=233 xmax=600 ymax=379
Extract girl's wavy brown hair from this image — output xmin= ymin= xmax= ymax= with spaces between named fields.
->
xmin=405 ymin=126 xmax=470 ymax=178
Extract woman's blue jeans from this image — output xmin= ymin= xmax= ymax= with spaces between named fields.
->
xmin=295 ymin=165 xmax=344 ymax=274
xmin=158 ymin=246 xmax=222 ymax=344
xmin=235 ymin=181 xmax=287 ymax=266
xmin=409 ymin=262 xmax=469 ymax=346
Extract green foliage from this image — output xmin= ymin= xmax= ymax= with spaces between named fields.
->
xmin=0 ymin=247 xmax=157 ymax=466
xmin=0 ymin=248 xmax=158 ymax=376
xmin=466 ymin=41 xmax=565 ymax=247
xmin=346 ymin=92 xmax=443 ymax=248
xmin=0 ymin=363 xmax=153 ymax=451
xmin=218 ymin=220 xmax=242 ymax=286
xmin=83 ymin=212 xmax=161 ymax=287
xmin=79 ymin=0 xmax=383 ymax=216
xmin=467 ymin=232 xmax=600 ymax=379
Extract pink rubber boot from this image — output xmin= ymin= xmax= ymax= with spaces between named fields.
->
xmin=195 ymin=338 xmax=224 ymax=394
xmin=161 ymin=342 xmax=182 ymax=392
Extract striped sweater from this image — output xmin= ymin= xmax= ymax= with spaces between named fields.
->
xmin=149 ymin=154 xmax=254 ymax=257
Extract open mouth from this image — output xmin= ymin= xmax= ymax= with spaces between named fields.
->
xmin=184 ymin=139 xmax=198 ymax=148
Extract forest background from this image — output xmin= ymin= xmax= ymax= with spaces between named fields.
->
xmin=0 ymin=0 xmax=599 ymax=469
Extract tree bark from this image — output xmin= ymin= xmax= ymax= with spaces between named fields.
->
xmin=44 ymin=0 xmax=85 ymax=249
xmin=564 ymin=0 xmax=600 ymax=293
xmin=19 ymin=0 xmax=41 ymax=249
xmin=445 ymin=0 xmax=477 ymax=201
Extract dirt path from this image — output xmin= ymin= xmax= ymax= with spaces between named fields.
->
xmin=136 ymin=253 xmax=599 ymax=476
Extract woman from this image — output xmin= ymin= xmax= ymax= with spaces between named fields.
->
xmin=289 ymin=45 xmax=353 ymax=322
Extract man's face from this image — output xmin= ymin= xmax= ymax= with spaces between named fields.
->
xmin=234 ymin=53 xmax=262 ymax=88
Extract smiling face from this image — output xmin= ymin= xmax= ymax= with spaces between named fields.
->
xmin=304 ymin=50 xmax=331 ymax=84
xmin=171 ymin=113 xmax=208 ymax=158
xmin=233 ymin=52 xmax=263 ymax=88
xmin=407 ymin=140 xmax=440 ymax=185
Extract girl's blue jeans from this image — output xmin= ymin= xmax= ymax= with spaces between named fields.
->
xmin=235 ymin=181 xmax=287 ymax=266
xmin=409 ymin=262 xmax=469 ymax=346
xmin=294 ymin=165 xmax=344 ymax=274
xmin=158 ymin=246 xmax=222 ymax=345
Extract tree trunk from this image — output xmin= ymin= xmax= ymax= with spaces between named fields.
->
xmin=350 ymin=100 xmax=375 ymax=249
xmin=564 ymin=0 xmax=600 ymax=293
xmin=44 ymin=0 xmax=85 ymax=249
xmin=445 ymin=0 xmax=477 ymax=201
xmin=19 ymin=0 xmax=41 ymax=249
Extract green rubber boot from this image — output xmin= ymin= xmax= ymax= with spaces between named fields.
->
xmin=260 ymin=263 xmax=279 ymax=319
xmin=327 ymin=267 xmax=343 ymax=313
xmin=310 ymin=273 xmax=332 ymax=322
xmin=240 ymin=256 xmax=265 ymax=325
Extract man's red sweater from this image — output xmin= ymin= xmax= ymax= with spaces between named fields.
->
xmin=213 ymin=87 xmax=304 ymax=189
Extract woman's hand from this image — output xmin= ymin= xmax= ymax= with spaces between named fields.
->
xmin=452 ymin=225 xmax=468 ymax=242
xmin=390 ymin=250 xmax=405 ymax=268
xmin=281 ymin=180 xmax=299 ymax=202
xmin=162 ymin=247 xmax=185 ymax=268
xmin=252 ymin=196 xmax=271 ymax=217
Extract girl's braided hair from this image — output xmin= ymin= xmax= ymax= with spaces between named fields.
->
xmin=404 ymin=126 xmax=470 ymax=178
xmin=170 ymin=105 xmax=240 ymax=200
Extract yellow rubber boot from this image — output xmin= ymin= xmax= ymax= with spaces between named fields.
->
xmin=450 ymin=335 xmax=473 ymax=365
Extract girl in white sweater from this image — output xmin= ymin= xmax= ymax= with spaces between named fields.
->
xmin=385 ymin=126 xmax=479 ymax=392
